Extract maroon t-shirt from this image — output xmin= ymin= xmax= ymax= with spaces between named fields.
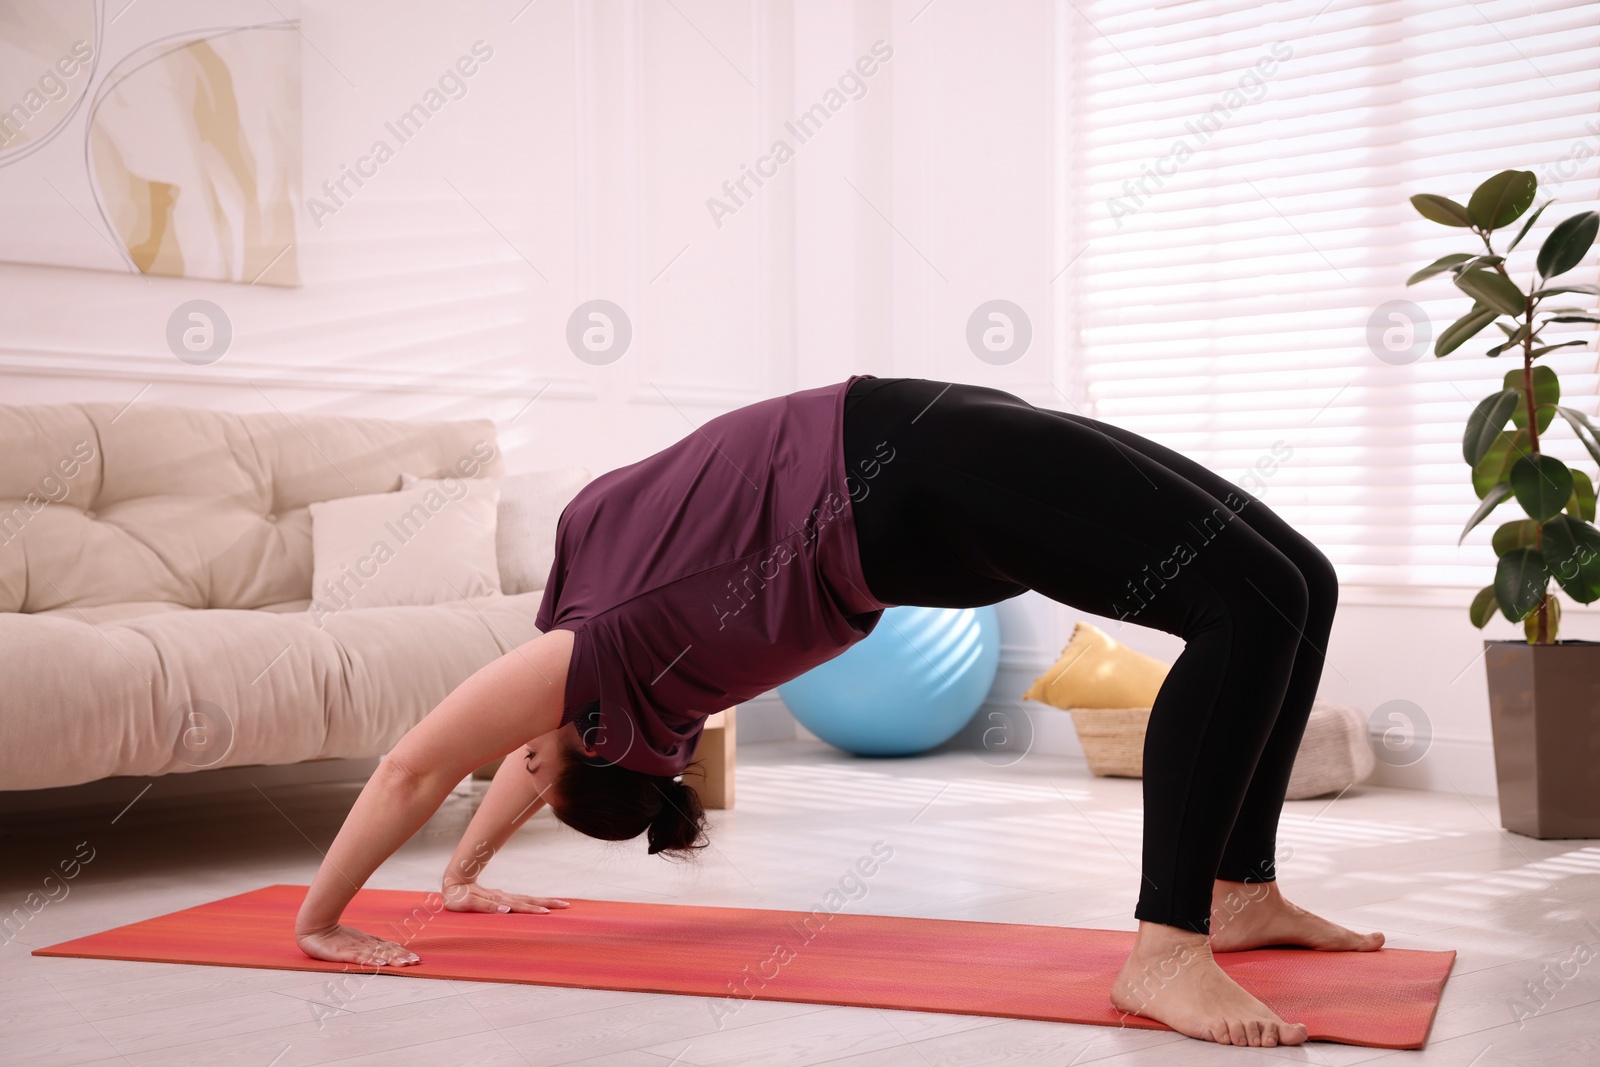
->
xmin=534 ymin=374 xmax=891 ymax=775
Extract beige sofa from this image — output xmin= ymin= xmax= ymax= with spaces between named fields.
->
xmin=0 ymin=401 xmax=552 ymax=793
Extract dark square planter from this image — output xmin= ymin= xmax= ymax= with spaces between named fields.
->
xmin=1483 ymin=638 xmax=1600 ymax=839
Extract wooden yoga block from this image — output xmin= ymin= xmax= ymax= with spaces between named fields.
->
xmin=683 ymin=707 xmax=736 ymax=810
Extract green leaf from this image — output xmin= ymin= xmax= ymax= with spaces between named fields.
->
xmin=1510 ymin=453 xmax=1574 ymax=522
xmin=1469 ymin=584 xmax=1500 ymax=628
xmin=1468 ymin=170 xmax=1539 ymax=230
xmin=1555 ymin=405 xmax=1600 ymax=470
xmin=1546 ymin=314 xmax=1600 ymax=324
xmin=1531 ymin=284 xmax=1600 ymax=299
xmin=1406 ymin=253 xmax=1475 ymax=286
xmin=1487 ymin=322 xmax=1533 ymax=358
xmin=1436 ymin=304 xmax=1501 ymax=356
xmin=1458 ymin=254 xmax=1506 ymax=274
xmin=1492 ymin=518 xmax=1540 ymax=555
xmin=1412 ymin=193 xmax=1474 ymax=227
xmin=1569 ymin=469 xmax=1596 ymax=522
xmin=1464 ymin=390 xmax=1523 ymax=465
xmin=1537 ymin=210 xmax=1599 ymax=278
xmin=1536 ymin=514 xmax=1600 ymax=603
xmin=1462 ymin=480 xmax=1515 ymax=544
xmin=1531 ymin=340 xmax=1589 ymax=359
xmin=1508 ymin=199 xmax=1555 ymax=251
xmin=1472 ymin=429 xmax=1532 ymax=498
xmin=1495 ymin=546 xmax=1551 ymax=622
xmin=1455 ymin=269 xmax=1527 ymax=317
xmin=1505 ymin=364 xmax=1559 ymax=434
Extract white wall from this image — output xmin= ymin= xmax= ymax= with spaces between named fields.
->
xmin=0 ymin=0 xmax=796 ymax=470
xmin=0 ymin=0 xmax=1543 ymax=797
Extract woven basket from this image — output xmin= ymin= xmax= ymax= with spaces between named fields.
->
xmin=1068 ymin=707 xmax=1151 ymax=778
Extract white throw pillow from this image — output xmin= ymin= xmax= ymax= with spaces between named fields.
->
xmin=307 ymin=481 xmax=501 ymax=624
xmin=403 ymin=467 xmax=591 ymax=595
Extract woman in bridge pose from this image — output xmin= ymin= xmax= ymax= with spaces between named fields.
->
xmin=294 ymin=374 xmax=1381 ymax=1048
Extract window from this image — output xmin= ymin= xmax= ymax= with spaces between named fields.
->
xmin=1060 ymin=0 xmax=1600 ymax=589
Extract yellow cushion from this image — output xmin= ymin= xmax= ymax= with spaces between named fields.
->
xmin=1022 ymin=621 xmax=1171 ymax=709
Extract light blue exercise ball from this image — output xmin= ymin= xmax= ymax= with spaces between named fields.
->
xmin=777 ymin=604 xmax=1001 ymax=756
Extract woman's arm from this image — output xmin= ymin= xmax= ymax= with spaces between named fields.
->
xmin=293 ymin=628 xmax=574 ymax=966
xmin=438 ymin=742 xmax=572 ymax=914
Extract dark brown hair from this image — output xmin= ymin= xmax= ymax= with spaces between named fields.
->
xmin=544 ymin=746 xmax=710 ymax=858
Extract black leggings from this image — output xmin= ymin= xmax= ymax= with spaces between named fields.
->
xmin=842 ymin=377 xmax=1338 ymax=934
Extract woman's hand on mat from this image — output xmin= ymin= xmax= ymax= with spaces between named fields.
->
xmin=441 ymin=880 xmax=571 ymax=915
xmin=295 ymin=923 xmax=421 ymax=967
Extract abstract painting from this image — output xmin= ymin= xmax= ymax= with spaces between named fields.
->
xmin=0 ymin=0 xmax=301 ymax=287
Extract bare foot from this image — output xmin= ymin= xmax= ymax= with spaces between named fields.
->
xmin=1111 ymin=921 xmax=1309 ymax=1046
xmin=1209 ymin=880 xmax=1384 ymax=953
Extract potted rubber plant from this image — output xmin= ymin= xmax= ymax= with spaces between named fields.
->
xmin=1407 ymin=168 xmax=1600 ymax=838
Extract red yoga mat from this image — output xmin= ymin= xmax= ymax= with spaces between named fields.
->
xmin=34 ymin=884 xmax=1453 ymax=1049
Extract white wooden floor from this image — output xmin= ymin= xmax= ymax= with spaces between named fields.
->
xmin=3 ymin=739 xmax=1598 ymax=1066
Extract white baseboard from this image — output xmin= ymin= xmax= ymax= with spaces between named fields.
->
xmin=745 ymin=656 xmax=1502 ymax=799
xmin=730 ymin=694 xmax=802 ymax=744
xmin=1364 ymin=735 xmax=1499 ymax=798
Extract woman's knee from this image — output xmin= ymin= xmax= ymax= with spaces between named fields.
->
xmin=1272 ymin=535 xmax=1337 ymax=622
xmin=1300 ymin=542 xmax=1339 ymax=612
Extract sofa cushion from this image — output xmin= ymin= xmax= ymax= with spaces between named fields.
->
xmin=402 ymin=467 xmax=592 ymax=595
xmin=308 ymin=482 xmax=501 ymax=620
xmin=0 ymin=402 xmax=502 ymax=614
xmin=0 ymin=592 xmax=545 ymax=790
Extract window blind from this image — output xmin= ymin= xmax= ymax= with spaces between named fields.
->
xmin=1061 ymin=0 xmax=1600 ymax=589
